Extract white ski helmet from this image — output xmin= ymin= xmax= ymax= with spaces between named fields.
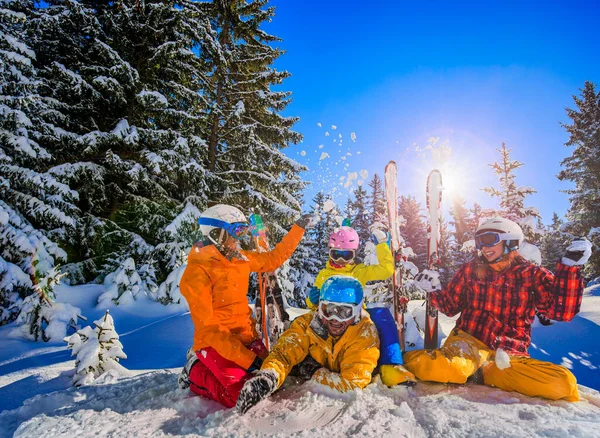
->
xmin=198 ymin=204 xmax=248 ymax=244
xmin=476 ymin=217 xmax=524 ymax=251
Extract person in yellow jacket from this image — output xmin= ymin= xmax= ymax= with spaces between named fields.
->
xmin=306 ymin=226 xmax=416 ymax=387
xmin=236 ymin=276 xmax=380 ymax=414
xmin=178 ymin=204 xmax=315 ymax=408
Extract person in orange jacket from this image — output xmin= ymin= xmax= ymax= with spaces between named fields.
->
xmin=177 ymin=204 xmax=314 ymax=408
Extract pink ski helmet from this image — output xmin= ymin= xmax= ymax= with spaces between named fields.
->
xmin=328 ymin=226 xmax=359 ymax=250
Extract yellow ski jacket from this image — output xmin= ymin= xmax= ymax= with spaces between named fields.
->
xmin=306 ymin=242 xmax=394 ymax=309
xmin=261 ymin=312 xmax=380 ymax=392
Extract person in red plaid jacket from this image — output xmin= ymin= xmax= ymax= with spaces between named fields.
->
xmin=404 ymin=217 xmax=592 ymax=402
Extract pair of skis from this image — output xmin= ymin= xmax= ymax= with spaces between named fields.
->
xmin=384 ymin=162 xmax=442 ymax=350
xmin=248 ymin=214 xmax=287 ymax=350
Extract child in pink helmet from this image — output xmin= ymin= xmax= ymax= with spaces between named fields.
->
xmin=306 ymin=225 xmax=416 ymax=386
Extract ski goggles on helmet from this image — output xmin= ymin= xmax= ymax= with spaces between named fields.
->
xmin=329 ymin=249 xmax=355 ymax=262
xmin=197 ymin=217 xmax=249 ymax=240
xmin=318 ymin=300 xmax=360 ymax=322
xmin=474 ymin=231 xmax=502 ymax=249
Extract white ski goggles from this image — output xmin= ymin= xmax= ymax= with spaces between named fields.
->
xmin=318 ymin=300 xmax=361 ymax=322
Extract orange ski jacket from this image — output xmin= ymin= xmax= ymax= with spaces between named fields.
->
xmin=180 ymin=225 xmax=305 ymax=369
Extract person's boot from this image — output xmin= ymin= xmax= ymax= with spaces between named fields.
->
xmin=178 ymin=347 xmax=198 ymax=390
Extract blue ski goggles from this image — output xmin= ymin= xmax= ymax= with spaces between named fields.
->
xmin=475 ymin=232 xmax=502 ymax=249
xmin=197 ymin=217 xmax=249 ymax=240
xmin=329 ymin=249 xmax=355 ymax=262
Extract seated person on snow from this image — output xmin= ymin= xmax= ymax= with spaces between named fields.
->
xmin=177 ymin=204 xmax=314 ymax=408
xmin=236 ymin=276 xmax=379 ymax=414
xmin=306 ymin=225 xmax=416 ymax=386
xmin=407 ymin=217 xmax=591 ymax=402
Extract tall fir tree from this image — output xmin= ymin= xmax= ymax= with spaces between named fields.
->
xmin=285 ymin=231 xmax=320 ymax=307
xmin=0 ymin=0 xmax=78 ymax=329
xmin=438 ymin=216 xmax=454 ymax=285
xmin=368 ymin=173 xmax=387 ymax=228
xmin=539 ymin=213 xmax=570 ymax=272
xmin=308 ymin=192 xmax=341 ymax=266
xmin=558 ymin=81 xmax=600 ymax=277
xmin=470 ymin=202 xmax=483 ymax=231
xmin=482 ymin=142 xmax=542 ymax=243
xmin=201 ymin=0 xmax=305 ymax=237
xmin=27 ymin=0 xmax=230 ymax=297
xmin=399 ymin=195 xmax=428 ymax=270
xmin=448 ymin=195 xmax=475 ymax=268
xmin=347 ymin=185 xmax=371 ymax=261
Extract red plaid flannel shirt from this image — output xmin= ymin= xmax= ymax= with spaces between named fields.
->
xmin=431 ymin=256 xmax=584 ymax=356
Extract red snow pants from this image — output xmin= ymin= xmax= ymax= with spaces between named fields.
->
xmin=189 ymin=339 xmax=268 ymax=408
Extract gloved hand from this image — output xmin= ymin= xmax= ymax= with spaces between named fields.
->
xmin=380 ymin=364 xmax=417 ymax=387
xmin=562 ymin=237 xmax=593 ymax=266
xmin=309 ymin=313 xmax=329 ymax=339
xmin=308 ymin=286 xmax=320 ymax=307
xmin=295 ymin=213 xmax=318 ymax=230
xmin=414 ymin=270 xmax=441 ymax=293
xmin=236 ymin=369 xmax=279 ymax=414
xmin=246 ymin=339 xmax=269 ymax=360
xmin=372 ymin=229 xmax=390 ymax=246
xmin=296 ymin=355 xmax=322 ymax=381
xmin=247 ymin=355 xmax=264 ymax=372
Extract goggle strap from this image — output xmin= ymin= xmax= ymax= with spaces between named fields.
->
xmin=198 ymin=217 xmax=248 ymax=239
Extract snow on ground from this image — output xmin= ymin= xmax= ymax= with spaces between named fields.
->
xmin=1 ymin=283 xmax=600 ymax=437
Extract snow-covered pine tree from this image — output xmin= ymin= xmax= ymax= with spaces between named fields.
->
xmin=448 ymin=195 xmax=476 ymax=268
xmin=0 ymin=0 xmax=78 ymax=329
xmin=283 ymin=233 xmax=320 ymax=307
xmin=399 ymin=195 xmax=428 ymax=271
xmin=558 ymin=81 xmax=600 ymax=277
xmin=368 ymin=173 xmax=388 ymax=228
xmin=347 ymin=184 xmax=371 ymax=261
xmin=151 ymin=202 xmax=203 ymax=305
xmin=482 ymin=143 xmax=542 ymax=243
xmin=470 ymin=202 xmax=483 ymax=229
xmin=539 ymin=213 xmax=571 ymax=272
xmin=438 ymin=216 xmax=454 ymax=285
xmin=29 ymin=0 xmax=215 ymax=289
xmin=64 ymin=309 xmax=127 ymax=386
xmin=200 ymin=0 xmax=305 ymax=239
xmin=308 ymin=192 xmax=340 ymax=265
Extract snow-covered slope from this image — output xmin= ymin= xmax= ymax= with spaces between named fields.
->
xmin=3 ymin=370 xmax=600 ymax=437
xmin=1 ymin=283 xmax=600 ymax=437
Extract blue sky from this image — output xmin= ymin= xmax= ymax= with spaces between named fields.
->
xmin=264 ymin=0 xmax=600 ymax=222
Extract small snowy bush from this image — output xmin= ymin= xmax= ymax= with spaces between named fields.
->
xmin=98 ymin=258 xmax=145 ymax=306
xmin=8 ymin=266 xmax=82 ymax=342
xmin=152 ymin=264 xmax=187 ymax=305
xmin=64 ymin=310 xmax=127 ymax=386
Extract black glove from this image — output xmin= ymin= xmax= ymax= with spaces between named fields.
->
xmin=247 ymin=355 xmax=263 ymax=372
xmin=295 ymin=213 xmax=317 ymax=229
xmin=309 ymin=313 xmax=329 ymax=339
xmin=296 ymin=355 xmax=322 ymax=381
xmin=236 ymin=370 xmax=279 ymax=414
